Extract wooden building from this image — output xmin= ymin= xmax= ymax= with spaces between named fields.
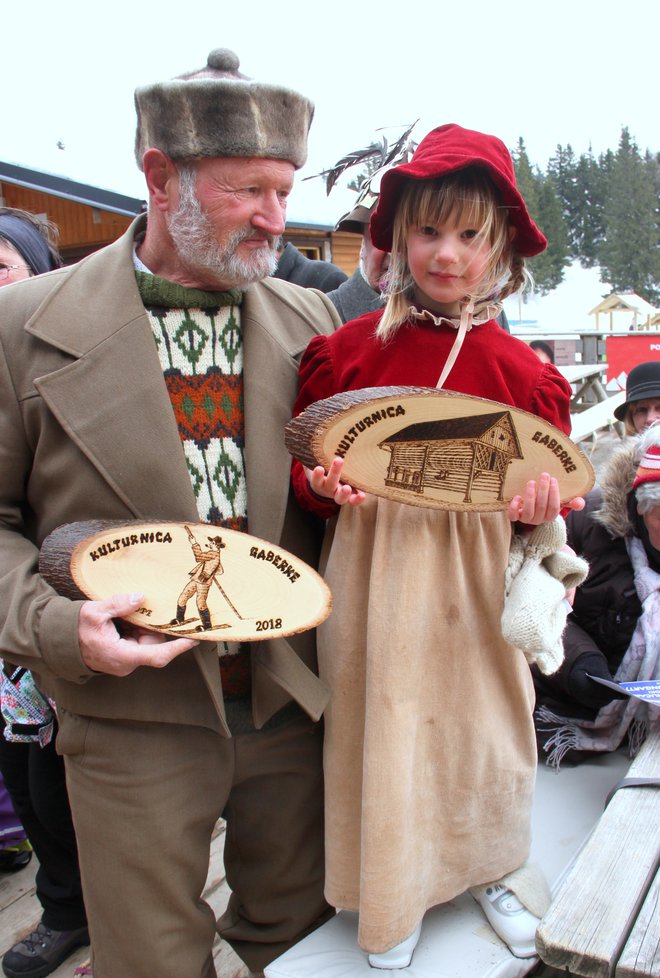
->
xmin=0 ymin=161 xmax=145 ymax=263
xmin=380 ymin=411 xmax=523 ymax=504
xmin=589 ymin=292 xmax=659 ymax=332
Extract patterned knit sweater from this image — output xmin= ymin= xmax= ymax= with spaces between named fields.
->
xmin=136 ymin=272 xmax=251 ymax=697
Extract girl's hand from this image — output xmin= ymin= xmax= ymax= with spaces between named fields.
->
xmin=507 ymin=472 xmax=585 ymax=525
xmin=305 ymin=456 xmax=366 ymax=507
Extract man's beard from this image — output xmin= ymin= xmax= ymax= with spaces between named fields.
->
xmin=167 ymin=167 xmax=278 ymax=289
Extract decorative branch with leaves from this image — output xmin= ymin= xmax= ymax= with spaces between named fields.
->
xmin=305 ymin=121 xmax=420 ymax=196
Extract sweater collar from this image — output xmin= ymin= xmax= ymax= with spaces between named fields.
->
xmin=134 ymin=270 xmax=243 ymax=309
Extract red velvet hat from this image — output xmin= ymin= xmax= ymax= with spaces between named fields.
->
xmin=370 ymin=123 xmax=547 ymax=257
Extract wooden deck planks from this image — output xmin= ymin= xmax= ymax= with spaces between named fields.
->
xmin=0 ymin=818 xmax=249 ymax=978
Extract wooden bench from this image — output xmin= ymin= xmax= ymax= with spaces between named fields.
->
xmin=560 ymin=364 xmax=611 ymax=411
xmin=557 ymin=364 xmax=626 ymax=444
xmin=536 ymin=725 xmax=660 ymax=977
xmin=570 ymin=392 xmax=626 ymax=444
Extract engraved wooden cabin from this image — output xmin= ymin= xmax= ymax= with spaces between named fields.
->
xmin=379 ymin=411 xmax=523 ymax=503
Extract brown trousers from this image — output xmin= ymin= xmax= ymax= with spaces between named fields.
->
xmin=57 ymin=709 xmax=330 ymax=976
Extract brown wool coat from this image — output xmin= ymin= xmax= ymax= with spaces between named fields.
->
xmin=0 ymin=217 xmax=339 ymax=733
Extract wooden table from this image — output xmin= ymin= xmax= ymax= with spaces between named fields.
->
xmin=558 ymin=364 xmax=626 ymax=443
xmin=559 ymin=364 xmax=611 ymax=409
xmin=536 ymin=724 xmax=660 ymax=977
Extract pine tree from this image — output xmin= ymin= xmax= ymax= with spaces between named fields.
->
xmin=547 ymin=144 xmax=580 ymax=255
xmin=533 ymin=178 xmax=570 ymax=294
xmin=512 ymin=138 xmax=569 ymax=295
xmin=572 ymin=148 xmax=608 ymax=267
xmin=599 ymin=128 xmax=660 ymax=303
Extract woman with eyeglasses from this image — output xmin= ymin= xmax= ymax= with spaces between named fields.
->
xmin=0 ymin=208 xmax=62 ymax=284
xmin=0 ymin=207 xmax=89 ymax=978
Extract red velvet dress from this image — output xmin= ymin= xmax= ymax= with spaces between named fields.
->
xmin=292 ymin=310 xmax=572 ymax=953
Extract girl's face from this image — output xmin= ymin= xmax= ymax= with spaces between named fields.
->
xmin=405 ymin=217 xmax=491 ymax=315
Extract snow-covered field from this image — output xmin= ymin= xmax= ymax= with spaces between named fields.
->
xmin=503 ymin=261 xmax=613 ymax=335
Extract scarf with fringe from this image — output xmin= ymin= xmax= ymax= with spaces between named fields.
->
xmin=538 ymin=535 xmax=660 ymax=768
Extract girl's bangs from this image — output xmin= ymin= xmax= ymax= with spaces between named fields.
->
xmin=405 ymin=171 xmax=497 ymax=235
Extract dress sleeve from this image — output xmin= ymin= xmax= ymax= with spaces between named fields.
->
xmin=290 ymin=335 xmax=341 ymax=519
xmin=530 ymin=364 xmax=572 ymax=435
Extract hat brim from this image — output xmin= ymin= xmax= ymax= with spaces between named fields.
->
xmin=614 ymin=380 xmax=660 ymax=421
xmin=369 ymin=125 xmax=547 ymax=257
xmin=371 ymin=161 xmax=546 ymax=256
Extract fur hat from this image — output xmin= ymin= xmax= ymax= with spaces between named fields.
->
xmin=613 ymin=361 xmax=660 ymax=422
xmin=370 ymin=123 xmax=547 ymax=256
xmin=134 ymin=48 xmax=314 ymax=170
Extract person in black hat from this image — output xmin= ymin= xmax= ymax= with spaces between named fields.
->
xmin=613 ymin=361 xmax=660 ymax=435
xmin=326 ymin=194 xmax=391 ymax=324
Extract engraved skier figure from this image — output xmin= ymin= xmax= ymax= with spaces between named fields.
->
xmin=171 ymin=527 xmax=226 ymax=632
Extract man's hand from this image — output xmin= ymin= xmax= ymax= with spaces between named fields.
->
xmin=305 ymin=456 xmax=366 ymax=507
xmin=507 ymin=472 xmax=585 ymax=525
xmin=78 ymin=593 xmax=198 ymax=677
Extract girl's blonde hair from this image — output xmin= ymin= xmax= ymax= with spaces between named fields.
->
xmin=377 ymin=167 xmax=527 ymax=341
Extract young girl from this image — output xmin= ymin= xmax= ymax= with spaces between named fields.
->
xmin=291 ymin=124 xmax=582 ymax=968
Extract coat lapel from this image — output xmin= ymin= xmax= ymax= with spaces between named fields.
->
xmin=242 ymin=283 xmax=302 ymax=545
xmin=26 ymin=219 xmax=198 ymax=521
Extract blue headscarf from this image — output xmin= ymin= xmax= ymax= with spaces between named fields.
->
xmin=0 ymin=214 xmax=55 ymax=275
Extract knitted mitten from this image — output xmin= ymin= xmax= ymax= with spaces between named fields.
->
xmin=501 ymin=517 xmax=589 ymax=675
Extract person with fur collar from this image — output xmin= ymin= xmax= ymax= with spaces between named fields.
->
xmin=535 ymin=423 xmax=660 ymax=766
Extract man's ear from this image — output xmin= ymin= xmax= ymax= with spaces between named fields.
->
xmin=142 ymin=149 xmax=179 ymax=212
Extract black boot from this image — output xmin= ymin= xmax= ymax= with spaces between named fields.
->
xmin=196 ymin=609 xmax=212 ymax=631
xmin=169 ymin=606 xmax=186 ymax=626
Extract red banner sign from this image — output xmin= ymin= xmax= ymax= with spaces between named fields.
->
xmin=605 ymin=335 xmax=660 ymax=389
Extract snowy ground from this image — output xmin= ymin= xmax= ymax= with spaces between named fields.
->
xmin=503 ymin=261 xmax=613 ymax=335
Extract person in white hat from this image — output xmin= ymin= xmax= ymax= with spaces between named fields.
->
xmin=535 ymin=422 xmax=660 ymax=766
xmin=0 ymin=49 xmax=339 ymax=978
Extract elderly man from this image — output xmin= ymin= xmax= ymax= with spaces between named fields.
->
xmin=0 ymin=49 xmax=339 ymax=978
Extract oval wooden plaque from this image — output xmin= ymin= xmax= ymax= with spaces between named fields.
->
xmin=286 ymin=386 xmax=595 ymax=512
xmin=39 ymin=521 xmax=332 ymax=642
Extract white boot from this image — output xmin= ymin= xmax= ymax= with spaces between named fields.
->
xmin=367 ymin=923 xmax=422 ymax=970
xmin=471 ymin=884 xmax=539 ymax=958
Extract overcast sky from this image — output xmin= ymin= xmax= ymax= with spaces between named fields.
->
xmin=4 ymin=0 xmax=657 ymax=226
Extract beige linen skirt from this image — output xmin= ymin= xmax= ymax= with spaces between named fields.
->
xmin=318 ymin=496 xmax=537 ymax=953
